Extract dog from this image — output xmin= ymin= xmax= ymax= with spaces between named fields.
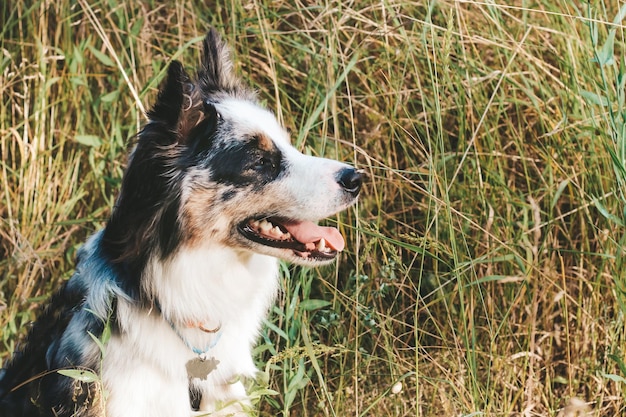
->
xmin=0 ymin=28 xmax=362 ymax=417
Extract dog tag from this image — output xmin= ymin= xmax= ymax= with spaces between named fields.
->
xmin=186 ymin=356 xmax=220 ymax=380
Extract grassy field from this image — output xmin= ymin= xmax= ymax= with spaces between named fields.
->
xmin=2 ymin=0 xmax=626 ymax=415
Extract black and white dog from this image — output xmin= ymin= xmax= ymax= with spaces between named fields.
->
xmin=0 ymin=29 xmax=362 ymax=417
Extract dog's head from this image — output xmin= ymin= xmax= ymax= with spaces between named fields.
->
xmin=105 ymin=29 xmax=362 ymax=268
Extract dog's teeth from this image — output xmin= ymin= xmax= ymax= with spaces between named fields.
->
xmin=283 ymin=232 xmax=291 ymax=240
xmin=250 ymin=220 xmax=260 ymax=230
xmin=271 ymin=226 xmax=282 ymax=238
xmin=316 ymin=238 xmax=326 ymax=251
xmin=260 ymin=220 xmax=272 ymax=233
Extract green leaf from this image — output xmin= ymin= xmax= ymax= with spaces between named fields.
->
xmin=580 ymin=90 xmax=609 ymax=106
xmin=100 ymin=91 xmax=119 ymax=103
xmin=299 ymin=299 xmax=331 ymax=311
xmin=45 ymin=77 xmax=61 ymax=90
xmin=248 ymin=388 xmax=280 ymax=400
xmin=465 ymin=275 xmax=524 ymax=287
xmin=101 ymin=320 xmax=111 ymax=345
xmin=285 ymin=358 xmax=309 ymax=408
xmin=70 ymin=76 xmax=87 ymax=86
xmin=88 ymin=45 xmax=115 ymax=67
xmin=608 ymin=353 xmax=626 ymax=376
xmin=88 ymin=331 xmax=103 ymax=350
xmin=550 ymin=179 xmax=570 ymax=211
xmin=75 ymin=134 xmax=102 ymax=148
xmin=613 ymin=3 xmax=626 ymax=25
xmin=263 ymin=319 xmax=288 ymax=341
xmin=130 ymin=19 xmax=144 ymax=37
xmin=601 ymin=372 xmax=626 ymax=384
xmin=593 ymin=29 xmax=616 ymax=66
xmin=593 ymin=199 xmax=624 ymax=226
xmin=58 ymin=369 xmax=99 ymax=383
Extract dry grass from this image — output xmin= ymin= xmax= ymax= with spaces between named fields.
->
xmin=2 ymin=0 xmax=626 ymax=415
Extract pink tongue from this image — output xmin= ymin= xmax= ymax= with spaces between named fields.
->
xmin=282 ymin=220 xmax=345 ymax=252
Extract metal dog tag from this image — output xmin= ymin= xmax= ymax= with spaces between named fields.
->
xmin=186 ymin=356 xmax=220 ymax=380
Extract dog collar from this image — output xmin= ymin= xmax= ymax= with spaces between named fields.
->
xmin=168 ymin=319 xmax=223 ymax=356
xmin=159 ymin=307 xmax=223 ymax=380
xmin=185 ymin=320 xmax=221 ymax=334
xmin=154 ymin=301 xmax=222 ymax=356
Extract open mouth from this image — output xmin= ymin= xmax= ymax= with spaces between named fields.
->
xmin=237 ymin=217 xmax=345 ymax=261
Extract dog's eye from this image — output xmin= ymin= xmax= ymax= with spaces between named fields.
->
xmin=252 ymin=155 xmax=282 ymax=182
xmin=255 ymin=157 xmax=276 ymax=171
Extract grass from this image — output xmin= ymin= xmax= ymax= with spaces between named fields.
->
xmin=2 ymin=0 xmax=626 ymax=415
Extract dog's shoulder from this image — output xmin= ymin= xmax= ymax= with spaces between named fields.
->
xmin=0 ymin=231 xmax=125 ymax=416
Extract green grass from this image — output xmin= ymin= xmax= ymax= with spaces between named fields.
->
xmin=3 ymin=0 xmax=626 ymax=415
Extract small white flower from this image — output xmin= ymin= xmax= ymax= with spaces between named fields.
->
xmin=391 ymin=381 xmax=403 ymax=395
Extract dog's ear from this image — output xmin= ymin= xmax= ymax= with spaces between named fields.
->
xmin=149 ymin=61 xmax=208 ymax=144
xmin=199 ymin=28 xmax=244 ymax=94
xmin=148 ymin=61 xmax=190 ymax=128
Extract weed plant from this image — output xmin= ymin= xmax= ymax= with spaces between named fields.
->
xmin=3 ymin=0 xmax=626 ymax=415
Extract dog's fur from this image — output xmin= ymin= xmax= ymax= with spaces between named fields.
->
xmin=0 ymin=29 xmax=362 ymax=417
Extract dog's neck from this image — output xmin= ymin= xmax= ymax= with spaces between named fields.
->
xmin=143 ymin=245 xmax=280 ymax=327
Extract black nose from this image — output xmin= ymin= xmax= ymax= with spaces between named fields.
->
xmin=337 ymin=168 xmax=363 ymax=197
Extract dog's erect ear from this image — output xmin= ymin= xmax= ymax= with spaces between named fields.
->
xmin=148 ymin=61 xmax=190 ymax=127
xmin=199 ymin=28 xmax=243 ymax=94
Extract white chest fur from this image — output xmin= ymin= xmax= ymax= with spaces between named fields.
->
xmin=102 ymin=247 xmax=279 ymax=416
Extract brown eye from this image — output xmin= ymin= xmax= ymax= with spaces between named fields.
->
xmin=252 ymin=155 xmax=281 ymax=182
xmin=255 ymin=157 xmax=275 ymax=170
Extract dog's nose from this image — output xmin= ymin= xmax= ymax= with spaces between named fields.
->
xmin=337 ymin=168 xmax=363 ymax=197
